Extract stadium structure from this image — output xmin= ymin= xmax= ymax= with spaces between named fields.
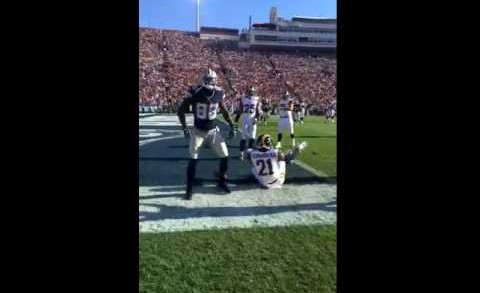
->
xmin=239 ymin=7 xmax=336 ymax=51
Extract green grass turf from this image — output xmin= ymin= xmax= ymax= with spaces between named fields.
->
xmin=255 ymin=115 xmax=336 ymax=176
xmin=140 ymin=225 xmax=336 ymax=293
xmin=140 ymin=114 xmax=337 ymax=293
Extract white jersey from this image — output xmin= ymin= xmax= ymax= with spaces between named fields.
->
xmin=240 ymin=95 xmax=260 ymax=139
xmin=278 ymin=97 xmax=293 ymax=120
xmin=241 ymin=95 xmax=260 ymax=119
xmin=299 ymin=102 xmax=306 ymax=118
xmin=247 ymin=148 xmax=286 ymax=188
xmin=300 ymin=102 xmax=306 ymax=111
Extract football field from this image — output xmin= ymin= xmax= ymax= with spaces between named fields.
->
xmin=139 ymin=114 xmax=337 ymax=292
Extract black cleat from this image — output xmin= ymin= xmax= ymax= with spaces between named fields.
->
xmin=184 ymin=191 xmax=193 ymax=200
xmin=217 ymin=181 xmax=231 ymax=193
xmin=214 ymin=171 xmax=231 ymax=193
xmin=184 ymin=185 xmax=193 ymax=200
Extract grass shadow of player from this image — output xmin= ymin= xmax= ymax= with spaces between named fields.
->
xmin=139 ymin=200 xmax=337 ymax=222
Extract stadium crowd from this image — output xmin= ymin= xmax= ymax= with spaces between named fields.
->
xmin=139 ymin=28 xmax=336 ymax=114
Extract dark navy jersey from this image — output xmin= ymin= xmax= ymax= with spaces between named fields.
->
xmin=182 ymin=85 xmax=225 ymax=130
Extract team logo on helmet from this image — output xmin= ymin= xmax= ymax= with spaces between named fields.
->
xmin=202 ymin=68 xmax=217 ymax=89
xmin=247 ymin=86 xmax=256 ymax=96
xmin=256 ymin=134 xmax=273 ymax=149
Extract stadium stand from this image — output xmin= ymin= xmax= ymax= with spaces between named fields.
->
xmin=139 ymin=28 xmax=336 ymax=114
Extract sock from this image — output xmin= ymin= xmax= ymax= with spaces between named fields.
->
xmin=219 ymin=157 xmax=228 ymax=183
xmin=187 ymin=159 xmax=197 ymax=191
xmin=239 ymin=139 xmax=246 ymax=152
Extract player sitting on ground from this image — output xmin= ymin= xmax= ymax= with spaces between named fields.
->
xmin=234 ymin=86 xmax=262 ymax=161
xmin=244 ymin=134 xmax=307 ymax=189
xmin=177 ymin=68 xmax=236 ymax=200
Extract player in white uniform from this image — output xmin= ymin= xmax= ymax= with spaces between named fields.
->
xmin=260 ymin=98 xmax=271 ymax=125
xmin=235 ymin=86 xmax=261 ymax=160
xmin=298 ymin=98 xmax=306 ymax=125
xmin=325 ymin=100 xmax=336 ymax=123
xmin=294 ymin=99 xmax=303 ymax=123
xmin=276 ymin=91 xmax=295 ymax=149
xmin=246 ymin=134 xmax=307 ymax=189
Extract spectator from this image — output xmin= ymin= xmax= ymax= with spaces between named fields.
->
xmin=139 ymin=28 xmax=336 ymax=114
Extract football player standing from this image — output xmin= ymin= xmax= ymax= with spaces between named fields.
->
xmin=177 ymin=69 xmax=236 ymax=200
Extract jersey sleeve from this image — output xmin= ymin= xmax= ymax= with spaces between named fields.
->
xmin=246 ymin=148 xmax=253 ymax=161
xmin=178 ymin=96 xmax=193 ymax=113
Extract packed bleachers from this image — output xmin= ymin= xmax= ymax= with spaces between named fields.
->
xmin=139 ymin=28 xmax=336 ymax=114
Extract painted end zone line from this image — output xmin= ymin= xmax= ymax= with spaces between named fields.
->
xmin=292 ymin=160 xmax=334 ymax=181
xmin=139 ymin=134 xmax=184 ymax=146
xmin=218 ymin=118 xmax=333 ymax=181
xmin=139 ymin=183 xmax=336 ymax=233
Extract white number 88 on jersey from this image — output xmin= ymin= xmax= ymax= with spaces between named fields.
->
xmin=196 ymin=103 xmax=218 ymax=120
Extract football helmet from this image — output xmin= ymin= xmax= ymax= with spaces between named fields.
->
xmin=256 ymin=134 xmax=273 ymax=149
xmin=247 ymin=86 xmax=256 ymax=96
xmin=202 ymin=68 xmax=217 ymax=90
xmin=282 ymin=91 xmax=290 ymax=100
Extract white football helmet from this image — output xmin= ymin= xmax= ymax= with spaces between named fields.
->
xmin=202 ymin=68 xmax=217 ymax=90
xmin=247 ymin=86 xmax=256 ymax=96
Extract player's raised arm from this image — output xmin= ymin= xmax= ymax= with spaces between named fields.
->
xmin=219 ymin=100 xmax=234 ymax=129
xmin=278 ymin=141 xmax=308 ymax=163
xmin=255 ymin=99 xmax=262 ymax=120
xmin=288 ymin=99 xmax=294 ymax=111
xmin=234 ymin=99 xmax=243 ymax=123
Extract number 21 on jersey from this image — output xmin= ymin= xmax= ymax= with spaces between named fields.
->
xmin=256 ymin=159 xmax=274 ymax=176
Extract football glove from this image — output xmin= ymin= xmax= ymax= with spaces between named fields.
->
xmin=183 ymin=128 xmax=190 ymax=139
xmin=228 ymin=126 xmax=237 ymax=139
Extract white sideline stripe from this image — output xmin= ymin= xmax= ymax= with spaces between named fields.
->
xmin=138 ymin=115 xmax=194 ymax=146
xmin=139 ymin=183 xmax=336 ymax=233
xmin=139 ymin=135 xmax=184 ymax=146
xmin=139 ymin=133 xmax=163 ymax=138
xmin=140 ymin=210 xmax=336 ymax=233
xmin=292 ymin=160 xmax=330 ymax=178
xmin=139 ymin=114 xmax=194 ymax=127
xmin=139 ymin=184 xmax=335 ymax=209
xmin=139 ymin=129 xmax=182 ymax=133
